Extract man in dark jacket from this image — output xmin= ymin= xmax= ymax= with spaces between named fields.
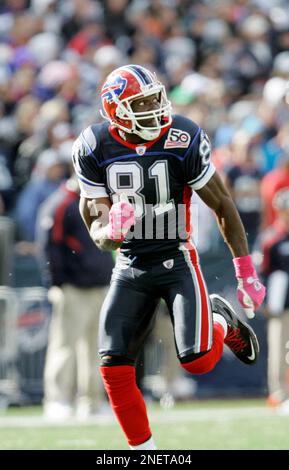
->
xmin=36 ymin=176 xmax=114 ymax=420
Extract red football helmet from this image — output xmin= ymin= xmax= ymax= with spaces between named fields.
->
xmin=100 ymin=64 xmax=172 ymax=141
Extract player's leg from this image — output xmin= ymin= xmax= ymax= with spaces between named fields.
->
xmin=163 ymin=244 xmax=259 ymax=375
xmin=98 ymin=279 xmax=159 ymax=450
xmin=162 ymin=257 xmax=225 ymax=375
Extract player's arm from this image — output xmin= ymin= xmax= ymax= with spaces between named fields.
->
xmin=72 ymin=132 xmax=135 ymax=251
xmin=79 ymin=194 xmax=135 ymax=252
xmin=196 ymin=171 xmax=248 ymax=257
xmin=196 ymin=171 xmax=266 ymax=318
xmin=185 ymin=128 xmax=248 ymax=256
xmin=185 ymin=126 xmax=265 ymax=317
xmin=79 ymin=196 xmax=119 ymax=251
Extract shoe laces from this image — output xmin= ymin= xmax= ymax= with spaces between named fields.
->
xmin=225 ymin=326 xmax=247 ymax=353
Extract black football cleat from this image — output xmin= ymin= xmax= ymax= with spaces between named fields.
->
xmin=210 ymin=294 xmax=259 ymax=365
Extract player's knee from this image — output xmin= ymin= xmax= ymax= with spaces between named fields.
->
xmin=100 ymin=355 xmax=135 ymax=367
xmin=100 ymin=355 xmax=137 ymax=393
xmin=180 ymin=350 xmax=216 ymax=375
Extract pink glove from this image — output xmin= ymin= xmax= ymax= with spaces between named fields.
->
xmin=107 ymin=193 xmax=135 ymax=241
xmin=233 ymin=255 xmax=266 ymax=319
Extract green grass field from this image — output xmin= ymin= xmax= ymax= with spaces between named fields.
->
xmin=0 ymin=399 xmax=288 ymax=450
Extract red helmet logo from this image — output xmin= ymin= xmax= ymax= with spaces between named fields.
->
xmin=101 ymin=76 xmax=127 ymax=104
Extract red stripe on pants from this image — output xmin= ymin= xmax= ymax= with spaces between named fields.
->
xmin=182 ymin=186 xmax=211 ymax=351
xmin=187 ymin=242 xmax=211 ymax=352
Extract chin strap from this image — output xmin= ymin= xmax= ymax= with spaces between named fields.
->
xmin=118 ymin=130 xmax=127 ymax=141
xmin=119 ymin=127 xmax=161 ymax=142
xmin=134 ymin=124 xmax=161 ymax=141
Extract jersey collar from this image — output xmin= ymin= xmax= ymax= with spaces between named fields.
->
xmin=109 ymin=121 xmax=171 ymax=153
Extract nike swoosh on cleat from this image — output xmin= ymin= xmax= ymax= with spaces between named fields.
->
xmin=248 ymin=338 xmax=256 ymax=361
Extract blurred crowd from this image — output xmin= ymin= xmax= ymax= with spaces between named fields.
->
xmin=1 ymin=0 xmax=289 ymax=413
xmin=1 ymin=0 xmax=289 ymax=250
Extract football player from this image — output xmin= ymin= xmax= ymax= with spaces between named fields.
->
xmin=72 ymin=65 xmax=266 ymax=450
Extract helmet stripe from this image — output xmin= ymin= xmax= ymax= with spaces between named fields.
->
xmin=120 ymin=65 xmax=144 ymax=87
xmin=138 ymin=65 xmax=155 ymax=83
xmin=128 ymin=65 xmax=154 ymax=85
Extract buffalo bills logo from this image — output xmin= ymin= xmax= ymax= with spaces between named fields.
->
xmin=102 ymin=76 xmax=127 ymax=103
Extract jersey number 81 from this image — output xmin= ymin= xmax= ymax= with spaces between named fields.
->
xmin=106 ymin=161 xmax=174 ymax=218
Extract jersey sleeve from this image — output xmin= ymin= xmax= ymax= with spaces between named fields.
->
xmin=71 ymin=128 xmax=109 ymax=199
xmin=183 ymin=128 xmax=215 ymax=190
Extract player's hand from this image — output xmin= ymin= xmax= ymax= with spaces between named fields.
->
xmin=233 ymin=255 xmax=266 ymax=319
xmin=107 ymin=193 xmax=135 ymax=241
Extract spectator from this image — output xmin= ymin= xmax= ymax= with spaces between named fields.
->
xmin=103 ymin=0 xmax=133 ymax=42
xmin=260 ymin=155 xmax=289 ymax=228
xmin=261 ymin=122 xmax=289 ymax=174
xmin=15 ymin=149 xmax=66 ymax=241
xmin=36 ymin=175 xmax=114 ymax=419
xmin=257 ymin=188 xmax=289 ymax=413
xmin=225 ymin=132 xmax=263 ymax=247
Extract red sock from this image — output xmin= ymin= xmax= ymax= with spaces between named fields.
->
xmin=181 ymin=322 xmax=225 ymax=375
xmin=100 ymin=365 xmax=151 ymax=446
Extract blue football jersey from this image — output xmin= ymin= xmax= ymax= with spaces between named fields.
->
xmin=72 ymin=115 xmax=215 ymax=256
